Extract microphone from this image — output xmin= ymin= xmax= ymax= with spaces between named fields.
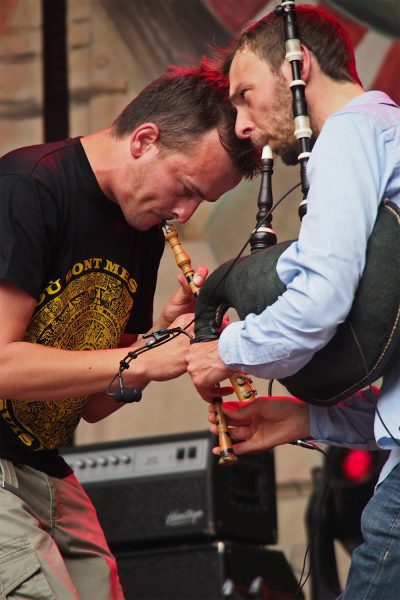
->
xmin=112 ymin=374 xmax=142 ymax=403
xmin=113 ymin=387 xmax=142 ymax=403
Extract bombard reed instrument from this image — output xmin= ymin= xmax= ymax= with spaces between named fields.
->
xmin=162 ymin=222 xmax=256 ymax=465
xmin=194 ymin=0 xmax=400 ymax=406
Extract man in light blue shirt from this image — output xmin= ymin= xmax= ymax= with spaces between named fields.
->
xmin=187 ymin=5 xmax=400 ymax=598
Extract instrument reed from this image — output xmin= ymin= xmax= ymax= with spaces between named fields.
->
xmin=162 ymin=221 xmax=256 ymax=465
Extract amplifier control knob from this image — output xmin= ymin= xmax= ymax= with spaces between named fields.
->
xmin=109 ymin=455 xmax=120 ymax=465
xmin=120 ymin=455 xmax=131 ymax=464
xmin=176 ymin=448 xmax=185 ymax=460
xmin=86 ymin=458 xmax=97 ymax=468
xmin=97 ymin=456 xmax=108 ymax=466
xmin=74 ymin=459 xmax=85 ymax=469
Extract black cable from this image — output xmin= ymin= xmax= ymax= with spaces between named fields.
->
xmin=349 ymin=321 xmax=400 ymax=448
xmin=223 ymin=181 xmax=302 ymax=266
xmin=294 ymin=464 xmax=331 ymax=599
xmin=293 ymin=324 xmax=399 ymax=599
xmin=181 ymin=180 xmax=302 ymax=334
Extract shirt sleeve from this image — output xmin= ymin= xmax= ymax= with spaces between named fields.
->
xmin=0 ymin=174 xmax=58 ymax=299
xmin=219 ymin=111 xmax=385 ymax=379
xmin=309 ymin=386 xmax=380 ymax=450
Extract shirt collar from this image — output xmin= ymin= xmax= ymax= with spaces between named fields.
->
xmin=345 ymin=90 xmax=398 ymax=109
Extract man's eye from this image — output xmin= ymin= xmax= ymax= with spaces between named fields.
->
xmin=183 ymin=186 xmax=194 ymax=198
xmin=240 ymin=89 xmax=248 ymax=100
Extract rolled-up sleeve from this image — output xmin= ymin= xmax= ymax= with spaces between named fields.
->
xmin=309 ymin=387 xmax=380 ymax=450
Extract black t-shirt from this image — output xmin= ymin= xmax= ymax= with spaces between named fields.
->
xmin=0 ymin=137 xmax=164 ymax=477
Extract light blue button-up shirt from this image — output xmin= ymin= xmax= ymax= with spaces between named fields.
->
xmin=219 ymin=91 xmax=400 ymax=484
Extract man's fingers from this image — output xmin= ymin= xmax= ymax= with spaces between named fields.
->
xmin=223 ymin=400 xmax=256 ymax=411
xmin=208 ymin=401 xmax=253 ymax=421
xmin=208 ymin=409 xmax=252 ymax=429
xmin=192 ymin=265 xmax=208 ymax=287
xmin=178 ymin=266 xmax=208 ymax=293
xmin=230 ymin=440 xmax=261 ymax=455
xmin=211 ymin=439 xmax=259 ymax=457
xmin=227 ymin=425 xmax=253 ymax=440
xmin=209 ymin=385 xmax=233 ymax=397
xmin=195 ymin=386 xmax=217 ymax=403
xmin=209 ymin=423 xmax=218 ymax=436
xmin=209 ymin=419 xmax=254 ymax=442
xmin=194 ymin=383 xmax=234 ymax=403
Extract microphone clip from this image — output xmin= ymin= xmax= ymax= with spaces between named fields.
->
xmin=143 ymin=327 xmax=171 ymax=346
xmin=108 ymin=324 xmax=190 ymax=404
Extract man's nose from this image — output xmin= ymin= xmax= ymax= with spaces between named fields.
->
xmin=173 ymin=198 xmax=202 ymax=224
xmin=235 ymin=111 xmax=254 ymax=139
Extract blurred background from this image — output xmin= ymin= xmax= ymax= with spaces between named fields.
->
xmin=1 ymin=1 xmax=399 ymax=597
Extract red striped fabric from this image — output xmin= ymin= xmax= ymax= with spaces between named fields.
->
xmin=204 ymin=0 xmax=399 ymax=104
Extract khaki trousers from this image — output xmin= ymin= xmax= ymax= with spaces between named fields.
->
xmin=0 ymin=458 xmax=125 ymax=600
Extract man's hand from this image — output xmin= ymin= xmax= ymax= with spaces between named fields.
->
xmin=156 ymin=266 xmax=208 ymax=329
xmin=186 ymin=339 xmax=234 ymax=400
xmin=129 ymin=313 xmax=195 ymax=385
xmin=208 ymin=396 xmax=310 ymax=455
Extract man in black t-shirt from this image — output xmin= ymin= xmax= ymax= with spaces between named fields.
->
xmin=0 ymin=61 xmax=257 ymax=599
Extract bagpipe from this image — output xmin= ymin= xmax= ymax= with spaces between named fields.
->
xmin=193 ymin=197 xmax=400 ymax=406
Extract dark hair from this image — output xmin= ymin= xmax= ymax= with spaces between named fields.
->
xmin=112 ymin=58 xmax=259 ymax=179
xmin=223 ymin=4 xmax=361 ymax=85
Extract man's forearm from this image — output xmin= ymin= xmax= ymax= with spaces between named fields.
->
xmin=0 ymin=340 xmax=150 ymax=403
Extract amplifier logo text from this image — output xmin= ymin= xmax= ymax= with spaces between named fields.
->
xmin=165 ymin=509 xmax=204 ymax=528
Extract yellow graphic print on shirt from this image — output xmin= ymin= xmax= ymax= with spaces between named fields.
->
xmin=0 ymin=263 xmax=136 ymax=451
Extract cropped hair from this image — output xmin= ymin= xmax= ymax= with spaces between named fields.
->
xmin=111 ymin=58 xmax=259 ymax=179
xmin=223 ymin=4 xmax=361 ymax=85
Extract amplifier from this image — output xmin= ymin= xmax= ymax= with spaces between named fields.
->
xmin=62 ymin=430 xmax=277 ymax=548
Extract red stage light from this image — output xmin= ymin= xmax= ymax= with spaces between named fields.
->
xmin=341 ymin=450 xmax=375 ymax=482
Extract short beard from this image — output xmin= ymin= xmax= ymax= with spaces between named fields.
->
xmin=279 ymin=133 xmax=316 ymax=166
xmin=279 ymin=139 xmax=300 ymax=165
xmin=272 ymin=73 xmax=317 ymax=166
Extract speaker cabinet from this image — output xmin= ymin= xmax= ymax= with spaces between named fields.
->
xmin=115 ymin=541 xmax=303 ymax=600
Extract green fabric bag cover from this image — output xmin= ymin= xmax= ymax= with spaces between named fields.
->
xmin=194 ymin=200 xmax=400 ymax=405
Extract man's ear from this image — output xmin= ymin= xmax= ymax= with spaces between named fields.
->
xmin=300 ymin=44 xmax=312 ymax=83
xmin=281 ymin=44 xmax=312 ymax=84
xmin=130 ymin=123 xmax=160 ymax=158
